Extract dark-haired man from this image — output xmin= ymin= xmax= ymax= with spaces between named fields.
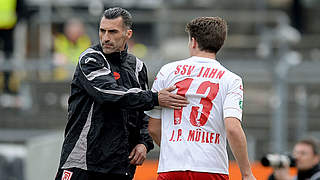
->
xmin=147 ymin=17 xmax=255 ymax=180
xmin=269 ymin=138 xmax=320 ymax=180
xmin=55 ymin=7 xmax=188 ymax=180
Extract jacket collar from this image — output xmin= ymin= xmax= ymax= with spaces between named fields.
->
xmin=99 ymin=44 xmax=128 ymax=64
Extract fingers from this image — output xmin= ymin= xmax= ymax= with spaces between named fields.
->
xmin=130 ymin=152 xmax=145 ymax=165
xmin=159 ymin=98 xmax=189 ymax=109
xmin=170 ymin=98 xmax=189 ymax=106
xmin=136 ymin=155 xmax=145 ymax=165
xmin=166 ymin=102 xmax=188 ymax=109
xmin=169 ymin=93 xmax=188 ymax=101
xmin=168 ymin=106 xmax=183 ymax=110
xmin=128 ymin=148 xmax=135 ymax=160
xmin=129 ymin=151 xmax=146 ymax=166
xmin=158 ymin=86 xmax=189 ymax=109
xmin=129 ymin=148 xmax=138 ymax=165
xmin=164 ymin=86 xmax=177 ymax=92
xmin=160 ymin=86 xmax=187 ymax=101
xmin=129 ymin=145 xmax=147 ymax=166
xmin=129 ymin=154 xmax=138 ymax=165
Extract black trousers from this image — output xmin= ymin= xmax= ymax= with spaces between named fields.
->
xmin=0 ymin=29 xmax=14 ymax=94
xmin=55 ymin=168 xmax=132 ymax=180
xmin=0 ymin=29 xmax=14 ymax=57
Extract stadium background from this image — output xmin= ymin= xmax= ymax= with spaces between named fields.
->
xmin=0 ymin=0 xmax=320 ymax=179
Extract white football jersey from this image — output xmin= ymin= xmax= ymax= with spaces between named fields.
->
xmin=145 ymin=56 xmax=243 ymax=175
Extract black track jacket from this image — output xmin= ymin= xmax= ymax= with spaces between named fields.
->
xmin=58 ymin=44 xmax=157 ymax=178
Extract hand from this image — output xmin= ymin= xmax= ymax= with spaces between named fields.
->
xmin=158 ymin=86 xmax=189 ymax=109
xmin=129 ymin=144 xmax=147 ymax=166
xmin=273 ymin=166 xmax=293 ymax=180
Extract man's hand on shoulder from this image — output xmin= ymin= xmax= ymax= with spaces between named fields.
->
xmin=158 ymin=86 xmax=189 ymax=109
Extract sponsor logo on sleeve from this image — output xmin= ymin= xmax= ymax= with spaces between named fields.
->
xmin=239 ymin=100 xmax=243 ymax=109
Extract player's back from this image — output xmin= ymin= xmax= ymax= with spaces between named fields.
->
xmin=150 ymin=56 xmax=243 ymax=175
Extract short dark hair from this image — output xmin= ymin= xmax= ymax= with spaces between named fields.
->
xmin=102 ymin=7 xmax=132 ymax=29
xmin=186 ymin=17 xmax=227 ymax=54
xmin=297 ymin=137 xmax=320 ymax=155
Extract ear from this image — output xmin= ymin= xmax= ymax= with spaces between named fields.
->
xmin=126 ymin=29 xmax=133 ymax=39
xmin=191 ymin=37 xmax=197 ymax=49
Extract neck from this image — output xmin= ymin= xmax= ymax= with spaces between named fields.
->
xmin=120 ymin=43 xmax=128 ymax=52
xmin=191 ymin=51 xmax=216 ymax=60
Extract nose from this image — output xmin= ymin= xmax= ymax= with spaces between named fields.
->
xmin=103 ymin=32 xmax=111 ymax=42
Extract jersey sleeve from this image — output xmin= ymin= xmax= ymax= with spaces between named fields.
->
xmin=150 ymin=66 xmax=166 ymax=93
xmin=144 ymin=66 xmax=167 ymax=119
xmin=223 ymin=77 xmax=244 ymax=121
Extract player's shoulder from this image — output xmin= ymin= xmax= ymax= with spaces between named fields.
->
xmin=78 ymin=44 xmax=106 ymax=63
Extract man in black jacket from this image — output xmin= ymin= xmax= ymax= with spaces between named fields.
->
xmin=55 ymin=7 xmax=188 ymax=180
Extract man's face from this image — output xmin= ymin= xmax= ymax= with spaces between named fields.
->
xmin=99 ymin=16 xmax=132 ymax=54
xmin=293 ymin=143 xmax=320 ymax=170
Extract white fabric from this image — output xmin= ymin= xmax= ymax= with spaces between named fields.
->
xmin=145 ymin=56 xmax=243 ymax=174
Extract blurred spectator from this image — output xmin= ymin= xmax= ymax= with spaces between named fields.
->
xmin=53 ymin=18 xmax=91 ymax=81
xmin=268 ymin=137 xmax=320 ymax=180
xmin=128 ymin=39 xmax=148 ymax=59
xmin=0 ymin=0 xmax=24 ymax=94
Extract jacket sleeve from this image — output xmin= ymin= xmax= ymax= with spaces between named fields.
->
xmin=77 ymin=48 xmax=158 ymax=110
xmin=138 ymin=113 xmax=154 ymax=152
xmin=136 ymin=61 xmax=154 ymax=152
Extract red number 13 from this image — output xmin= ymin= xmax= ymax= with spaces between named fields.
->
xmin=174 ymin=78 xmax=219 ymax=127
